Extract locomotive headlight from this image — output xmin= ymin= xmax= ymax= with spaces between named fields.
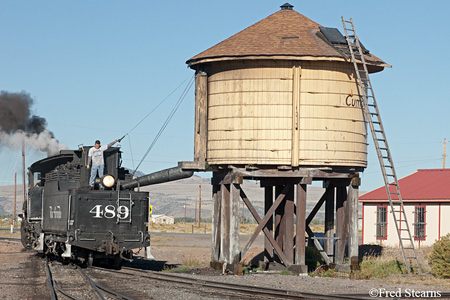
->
xmin=102 ymin=175 xmax=116 ymax=188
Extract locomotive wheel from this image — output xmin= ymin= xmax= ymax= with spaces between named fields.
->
xmin=20 ymin=202 xmax=32 ymax=250
xmin=106 ymin=255 xmax=122 ymax=269
xmin=20 ymin=220 xmax=32 ymax=250
xmin=113 ymin=255 xmax=122 ymax=269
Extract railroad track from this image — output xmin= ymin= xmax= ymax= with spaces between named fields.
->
xmin=40 ymin=255 xmax=450 ymax=300
xmin=91 ymin=265 xmax=367 ymax=300
xmin=0 ymin=236 xmax=21 ymax=243
xmin=45 ymin=258 xmax=135 ymax=300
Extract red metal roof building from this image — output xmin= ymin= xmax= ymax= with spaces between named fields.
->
xmin=360 ymin=169 xmax=450 ymax=202
xmin=360 ymin=169 xmax=450 ymax=247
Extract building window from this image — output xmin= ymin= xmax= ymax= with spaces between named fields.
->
xmin=414 ymin=206 xmax=426 ymax=240
xmin=376 ymin=206 xmax=388 ymax=240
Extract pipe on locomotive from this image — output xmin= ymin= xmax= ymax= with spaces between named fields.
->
xmin=121 ymin=166 xmax=193 ymax=189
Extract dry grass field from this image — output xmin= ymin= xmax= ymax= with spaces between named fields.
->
xmin=149 ymin=222 xmax=324 ymax=235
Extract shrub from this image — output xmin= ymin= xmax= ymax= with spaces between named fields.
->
xmin=310 ymin=256 xmax=406 ymax=279
xmin=310 ymin=266 xmax=338 ymax=278
xmin=355 ymin=257 xmax=406 ymax=279
xmin=429 ymin=233 xmax=450 ymax=279
xmin=279 ymin=270 xmax=293 ymax=275
xmin=305 ymin=247 xmax=324 ymax=271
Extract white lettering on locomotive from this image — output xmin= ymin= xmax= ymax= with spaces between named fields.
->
xmin=89 ymin=205 xmax=130 ymax=219
xmin=49 ymin=206 xmax=62 ymax=219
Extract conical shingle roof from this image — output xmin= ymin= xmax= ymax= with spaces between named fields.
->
xmin=187 ymin=5 xmax=389 ymax=70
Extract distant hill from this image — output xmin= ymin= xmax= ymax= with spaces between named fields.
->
xmin=0 ymin=184 xmax=25 ymax=216
xmin=124 ymin=168 xmax=145 ymax=178
xmin=142 ymin=175 xmax=332 ymax=219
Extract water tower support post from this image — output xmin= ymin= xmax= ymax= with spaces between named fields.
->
xmin=274 ymin=185 xmax=286 ymax=263
xmin=211 ymin=182 xmax=221 ymax=264
xmin=348 ymin=175 xmax=361 ymax=270
xmin=324 ymin=182 xmax=335 ymax=258
xmin=230 ymin=183 xmax=241 ymax=265
xmin=285 ymin=186 xmax=295 ymax=264
xmin=219 ymin=183 xmax=230 ymax=264
xmin=211 ymin=172 xmax=243 ymax=275
xmin=335 ymin=185 xmax=349 ymax=265
xmin=293 ymin=183 xmax=308 ymax=274
xmin=264 ymin=187 xmax=274 ymax=263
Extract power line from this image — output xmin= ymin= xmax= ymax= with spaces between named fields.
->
xmin=133 ymin=75 xmax=195 ymax=175
xmin=127 ymin=134 xmax=136 ymax=170
xmin=125 ymin=76 xmax=192 ymax=136
xmin=52 ymin=76 xmax=192 ymax=139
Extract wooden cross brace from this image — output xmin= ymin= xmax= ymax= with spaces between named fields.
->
xmin=239 ymin=185 xmax=292 ymax=266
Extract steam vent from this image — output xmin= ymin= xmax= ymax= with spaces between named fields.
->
xmin=187 ymin=3 xmax=388 ymax=169
xmin=184 ymin=4 xmax=389 ymax=274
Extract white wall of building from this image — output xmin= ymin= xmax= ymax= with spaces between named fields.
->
xmin=362 ymin=202 xmax=450 ymax=248
xmin=152 ymin=215 xmax=175 ymax=225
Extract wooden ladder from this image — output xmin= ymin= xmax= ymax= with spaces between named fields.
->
xmin=341 ymin=17 xmax=421 ymax=275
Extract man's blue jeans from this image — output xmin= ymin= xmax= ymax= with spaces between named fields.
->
xmin=89 ymin=164 xmax=104 ymax=187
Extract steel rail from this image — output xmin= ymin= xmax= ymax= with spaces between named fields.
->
xmin=53 ymin=280 xmax=82 ymax=300
xmin=92 ymin=282 xmax=136 ymax=300
xmin=92 ymin=266 xmax=366 ymax=300
xmin=0 ymin=237 xmax=21 ymax=243
xmin=77 ymin=267 xmax=107 ymax=300
xmin=46 ymin=259 xmax=84 ymax=300
xmin=46 ymin=258 xmax=136 ymax=300
xmin=44 ymin=258 xmax=58 ymax=300
xmin=78 ymin=266 xmax=135 ymax=300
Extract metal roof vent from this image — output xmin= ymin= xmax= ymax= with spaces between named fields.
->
xmin=280 ymin=3 xmax=294 ymax=10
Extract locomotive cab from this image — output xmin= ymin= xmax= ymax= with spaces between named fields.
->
xmin=21 ymin=146 xmax=151 ymax=266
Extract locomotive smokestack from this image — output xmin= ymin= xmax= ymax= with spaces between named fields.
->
xmin=121 ymin=166 xmax=193 ymax=189
xmin=0 ymin=91 xmax=66 ymax=156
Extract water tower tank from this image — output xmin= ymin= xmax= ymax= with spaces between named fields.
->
xmin=187 ymin=4 xmax=389 ymax=169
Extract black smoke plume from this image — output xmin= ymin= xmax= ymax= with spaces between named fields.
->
xmin=0 ymin=91 xmax=66 ymax=156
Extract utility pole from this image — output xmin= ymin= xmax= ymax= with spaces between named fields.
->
xmin=444 ymin=138 xmax=447 ymax=169
xmin=198 ymin=184 xmax=201 ymax=227
xmin=194 ymin=195 xmax=197 ymax=223
xmin=22 ymin=140 xmax=26 ymax=211
xmin=14 ymin=172 xmax=17 ymax=229
xmin=184 ymin=200 xmax=187 ymax=232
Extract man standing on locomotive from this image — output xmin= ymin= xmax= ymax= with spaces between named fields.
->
xmin=87 ymin=138 xmax=120 ymax=188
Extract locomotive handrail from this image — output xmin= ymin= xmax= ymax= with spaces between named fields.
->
xmin=67 ymin=195 xmax=72 ymax=230
xmin=116 ymin=192 xmax=133 ymax=224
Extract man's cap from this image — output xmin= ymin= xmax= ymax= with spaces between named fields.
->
xmin=95 ymin=140 xmax=101 ymax=145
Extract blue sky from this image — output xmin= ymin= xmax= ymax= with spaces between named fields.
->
xmin=0 ymin=0 xmax=449 ymax=193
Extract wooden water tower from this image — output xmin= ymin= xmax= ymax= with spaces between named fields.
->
xmin=183 ymin=3 xmax=389 ymax=274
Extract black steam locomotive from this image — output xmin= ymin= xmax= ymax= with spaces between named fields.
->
xmin=20 ymin=145 xmax=192 ymax=266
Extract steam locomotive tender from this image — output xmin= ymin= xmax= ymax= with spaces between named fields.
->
xmin=20 ymin=146 xmax=152 ymax=266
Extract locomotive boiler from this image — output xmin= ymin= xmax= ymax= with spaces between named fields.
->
xmin=20 ymin=145 xmax=193 ymax=266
